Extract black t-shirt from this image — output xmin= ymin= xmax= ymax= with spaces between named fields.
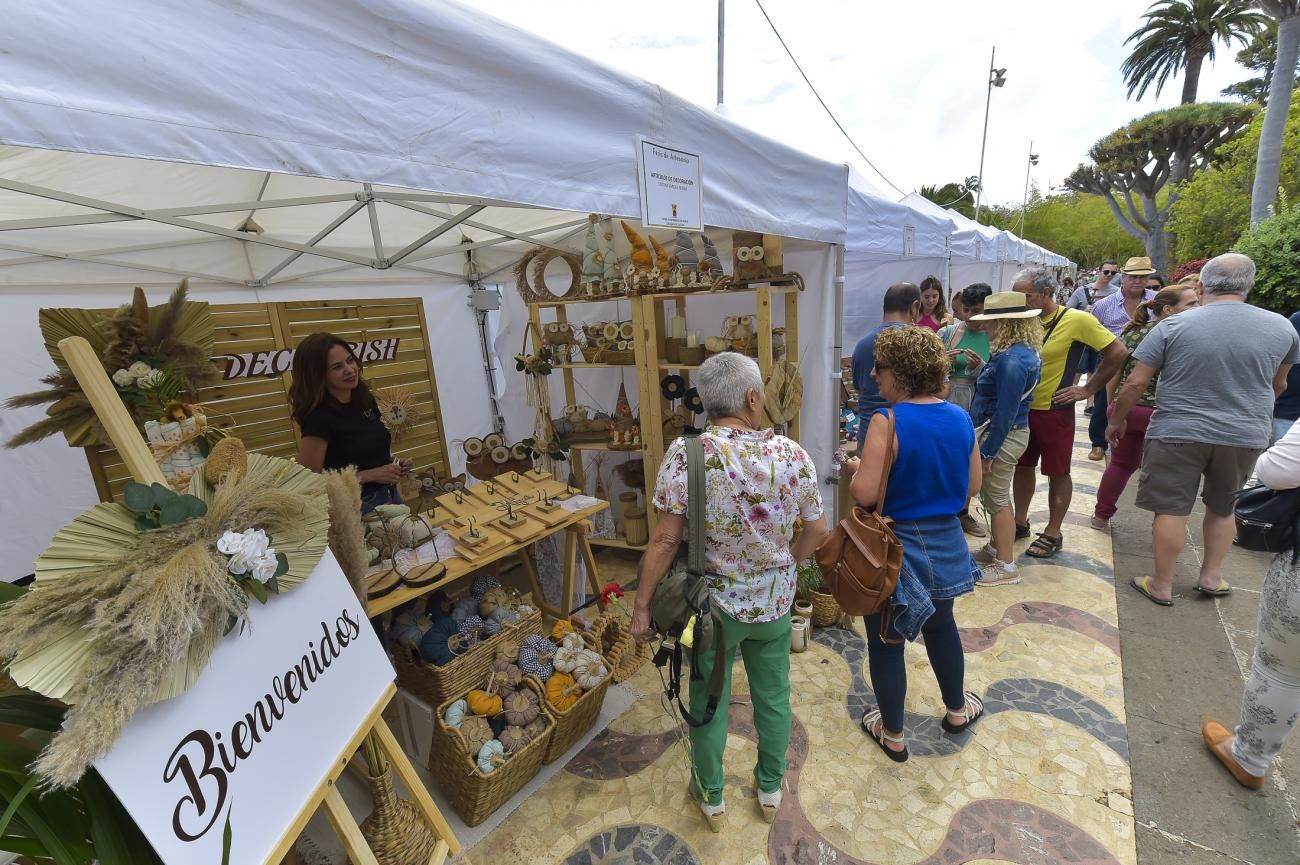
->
xmin=298 ymin=398 xmax=393 ymax=472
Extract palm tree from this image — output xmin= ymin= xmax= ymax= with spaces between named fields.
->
xmin=1123 ymin=0 xmax=1267 ymax=104
xmin=1251 ymin=2 xmax=1300 ymax=224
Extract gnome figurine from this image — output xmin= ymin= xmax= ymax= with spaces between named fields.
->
xmin=582 ymin=214 xmax=604 ymax=294
xmin=621 ymin=221 xmax=652 ymax=272
xmin=701 ymin=233 xmax=724 ymax=283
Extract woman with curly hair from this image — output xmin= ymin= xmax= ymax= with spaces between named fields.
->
xmin=968 ymin=294 xmax=1044 ymax=585
xmin=848 ymin=326 xmax=984 ymax=762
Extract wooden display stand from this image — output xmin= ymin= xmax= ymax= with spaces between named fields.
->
xmin=60 ymin=335 xmax=459 ymax=865
xmin=528 ymin=282 xmax=800 ymax=541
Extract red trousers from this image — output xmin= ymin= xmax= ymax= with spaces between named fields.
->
xmin=1094 ymin=404 xmax=1154 ymax=520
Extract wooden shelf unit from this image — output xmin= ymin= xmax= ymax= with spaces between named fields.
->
xmin=527 ymin=283 xmax=799 ymax=536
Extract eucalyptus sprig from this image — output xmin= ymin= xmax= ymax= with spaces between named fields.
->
xmin=122 ymin=481 xmax=207 ymax=531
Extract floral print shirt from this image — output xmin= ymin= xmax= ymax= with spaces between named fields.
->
xmin=653 ymin=426 xmax=824 ymax=623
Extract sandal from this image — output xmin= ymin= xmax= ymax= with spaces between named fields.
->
xmin=1131 ymin=576 xmax=1173 ymax=607
xmin=941 ymin=691 xmax=985 ymax=734
xmin=1015 ymin=522 xmax=1031 ymax=540
xmin=861 ymin=708 xmax=909 ymax=763
xmin=1025 ymin=532 xmax=1063 ymax=558
xmin=1194 ymin=579 xmax=1233 ymax=597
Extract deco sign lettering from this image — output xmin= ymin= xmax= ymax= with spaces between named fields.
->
xmin=161 ymin=609 xmax=364 ymax=843
xmin=222 ymin=339 xmax=400 ymax=380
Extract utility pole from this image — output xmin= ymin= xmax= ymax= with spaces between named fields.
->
xmin=974 ymin=47 xmax=1006 ymax=224
xmin=1019 ymin=141 xmax=1039 ymax=235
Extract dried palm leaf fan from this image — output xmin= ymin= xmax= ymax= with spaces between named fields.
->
xmin=375 ymin=385 xmax=420 ymax=440
xmin=4 ymin=280 xmax=218 ymax=449
xmin=764 ymin=360 xmax=803 ymax=430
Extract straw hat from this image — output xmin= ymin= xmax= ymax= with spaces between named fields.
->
xmin=969 ymin=291 xmax=1040 ymax=320
xmin=1121 ymin=255 xmax=1156 ymax=276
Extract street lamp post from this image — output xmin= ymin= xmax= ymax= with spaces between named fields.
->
xmin=1018 ymin=141 xmax=1039 ymax=234
xmin=973 ymin=47 xmax=1006 ymax=225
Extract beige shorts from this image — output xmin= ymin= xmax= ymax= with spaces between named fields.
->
xmin=1136 ymin=439 xmax=1261 ymax=517
xmin=980 ymin=426 xmax=1030 ymax=514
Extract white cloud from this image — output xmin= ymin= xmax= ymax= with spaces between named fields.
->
xmin=461 ymin=0 xmax=1253 ymax=204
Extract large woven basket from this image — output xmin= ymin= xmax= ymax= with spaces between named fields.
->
xmin=540 ymin=672 xmax=610 ymax=764
xmin=357 ymin=766 xmax=438 ymax=865
xmin=582 ymin=609 xmax=651 ymax=684
xmin=579 ymin=345 xmax=636 ymax=365
xmin=810 ymin=590 xmax=842 ymax=627
xmin=428 ymin=677 xmax=554 ymax=827
xmin=392 ymin=604 xmax=542 ymax=707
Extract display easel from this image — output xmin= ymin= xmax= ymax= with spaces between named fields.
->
xmin=59 ymin=335 xmax=461 ymax=865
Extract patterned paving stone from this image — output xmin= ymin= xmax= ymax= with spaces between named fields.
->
xmin=564 ymin=824 xmax=701 ymax=865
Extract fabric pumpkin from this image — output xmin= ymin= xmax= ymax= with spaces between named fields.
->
xmin=476 ymin=739 xmax=507 ymax=774
xmin=390 ymin=611 xmax=424 ymax=649
xmin=467 ymin=689 xmax=503 ymax=717
xmin=553 ymin=645 xmax=582 ymax=674
xmin=480 ymin=617 xmax=502 ymax=638
xmin=459 ymin=615 xmax=487 ymax=646
xmin=550 ymin=620 xmax=576 ymax=642
xmin=560 ymin=630 xmax=584 ymax=651
xmin=524 ymin=717 xmax=547 ymax=739
xmin=479 ymin=586 xmax=512 ymax=618
xmin=471 ymin=573 xmax=502 ymax=600
xmin=546 ymin=672 xmax=582 ymax=711
xmin=459 ymin=715 xmax=492 ymax=755
xmin=451 ymin=596 xmax=479 ymax=623
xmin=490 ymin=607 xmax=519 ymax=626
xmin=501 ymin=688 xmax=540 ymax=726
xmin=518 ymin=638 xmax=555 ymax=680
xmin=488 ymin=714 xmax=509 ymax=738
xmin=495 ymin=640 xmax=520 ymax=664
xmin=443 ymin=699 xmax=468 ymax=728
xmin=500 ymin=725 xmax=530 ymax=754
xmin=419 ymin=617 xmax=465 ymax=666
xmin=489 ymin=663 xmax=523 ymax=696
xmin=573 ymin=654 xmax=608 ymax=691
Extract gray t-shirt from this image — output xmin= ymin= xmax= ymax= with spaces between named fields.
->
xmin=1066 ymin=279 xmax=1118 ymax=310
xmin=1134 ymin=302 xmax=1300 ymax=448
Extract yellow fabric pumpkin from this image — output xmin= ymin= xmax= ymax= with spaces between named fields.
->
xmin=467 ymin=689 xmax=503 ymax=717
xmin=550 ymin=619 xmax=576 ymax=642
xmin=546 ymin=672 xmax=582 ymax=711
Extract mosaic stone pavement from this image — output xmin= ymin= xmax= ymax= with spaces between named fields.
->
xmin=469 ymin=420 xmax=1137 ymax=864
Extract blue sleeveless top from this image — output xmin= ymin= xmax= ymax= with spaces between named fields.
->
xmin=877 ymin=402 xmax=974 ymax=520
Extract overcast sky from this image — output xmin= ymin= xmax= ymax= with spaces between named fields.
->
xmin=463 ymin=0 xmax=1253 ymax=206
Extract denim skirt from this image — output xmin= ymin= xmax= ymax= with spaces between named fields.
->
xmin=360 ymin=483 xmax=402 ymax=514
xmin=892 ymin=514 xmax=977 ymax=600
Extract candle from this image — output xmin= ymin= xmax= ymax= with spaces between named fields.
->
xmin=686 ymin=330 xmax=699 ymax=348
xmin=671 ymin=315 xmax=686 ymax=340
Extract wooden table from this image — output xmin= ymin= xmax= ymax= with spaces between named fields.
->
xmin=365 ymin=478 xmax=609 ymax=620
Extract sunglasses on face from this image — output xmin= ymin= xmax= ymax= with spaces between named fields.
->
xmin=1101 ymin=269 xmax=1117 ymax=276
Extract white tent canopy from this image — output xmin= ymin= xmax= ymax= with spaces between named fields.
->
xmin=0 ymin=0 xmax=853 ymax=576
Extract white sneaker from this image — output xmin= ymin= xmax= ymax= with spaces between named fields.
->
xmin=977 ymin=560 xmax=1021 ymax=587
xmin=973 ymin=543 xmax=997 ymax=565
xmin=758 ymin=786 xmax=782 ymax=823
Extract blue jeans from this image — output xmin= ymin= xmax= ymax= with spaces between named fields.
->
xmin=865 ymin=599 xmax=965 ymax=733
xmin=1089 ymin=385 xmax=1109 ymax=450
xmin=360 ymin=483 xmax=402 ymax=514
xmin=1273 ymin=417 xmax=1296 ymax=445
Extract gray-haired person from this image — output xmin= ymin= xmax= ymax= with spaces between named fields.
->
xmin=1109 ymin=253 xmax=1300 ymax=606
xmin=631 ymin=352 xmax=828 ymax=830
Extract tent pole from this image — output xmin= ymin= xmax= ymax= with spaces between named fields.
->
xmin=829 ymin=243 xmax=845 ymax=521
xmin=716 ymin=0 xmax=725 ymax=107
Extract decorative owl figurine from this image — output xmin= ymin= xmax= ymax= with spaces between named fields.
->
xmin=731 ymin=231 xmax=771 ymax=281
xmin=723 ymin=315 xmax=756 ymax=343
xmin=543 ymin=322 xmax=577 ymax=359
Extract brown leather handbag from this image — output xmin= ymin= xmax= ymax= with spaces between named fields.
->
xmin=815 ymin=408 xmax=904 ymax=616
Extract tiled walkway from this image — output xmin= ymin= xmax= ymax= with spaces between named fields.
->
xmin=470 ymin=425 xmax=1137 ymax=864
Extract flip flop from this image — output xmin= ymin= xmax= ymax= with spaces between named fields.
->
xmin=1194 ymin=579 xmax=1233 ymax=597
xmin=1131 ymin=576 xmax=1173 ymax=607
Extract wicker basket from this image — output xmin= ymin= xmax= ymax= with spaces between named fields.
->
xmin=582 ymin=609 xmax=651 ymax=684
xmin=580 ymin=345 xmax=636 ymax=365
xmin=392 ymin=604 xmax=542 ymax=707
xmin=540 ymin=672 xmax=611 ymax=764
xmin=809 ymin=590 xmax=842 ymax=627
xmin=428 ymin=677 xmax=554 ymax=827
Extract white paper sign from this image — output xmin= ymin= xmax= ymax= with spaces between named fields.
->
xmin=96 ymin=552 xmax=394 ymax=865
xmin=636 ymin=137 xmax=703 ymax=231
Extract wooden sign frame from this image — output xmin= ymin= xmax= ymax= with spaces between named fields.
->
xmin=79 ymin=297 xmax=451 ymax=503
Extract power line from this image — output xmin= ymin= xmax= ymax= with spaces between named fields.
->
xmin=752 ymin=0 xmax=905 ymax=196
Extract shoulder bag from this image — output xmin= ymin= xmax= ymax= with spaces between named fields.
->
xmin=647 ymin=434 xmax=726 ymax=727
xmin=815 ymin=409 xmax=904 ymax=619
xmin=1233 ymin=482 xmax=1300 ymax=555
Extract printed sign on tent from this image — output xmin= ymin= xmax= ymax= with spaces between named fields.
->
xmin=635 ymin=137 xmax=703 ymax=231
xmin=96 ymin=552 xmax=394 ymax=865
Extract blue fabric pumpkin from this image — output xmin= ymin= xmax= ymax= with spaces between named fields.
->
xmin=477 ymin=740 xmax=506 ymax=774
xmin=443 ymin=699 xmax=468 ymax=728
xmin=451 ymin=596 xmax=479 ymax=623
xmin=419 ymin=617 xmax=465 ymax=666
xmin=518 ymin=635 xmax=556 ymax=680
xmin=490 ymin=607 xmax=519 ymax=626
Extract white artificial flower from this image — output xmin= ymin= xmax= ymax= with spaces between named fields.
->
xmin=216 ymin=530 xmax=244 ymax=555
xmin=111 ymin=368 xmax=135 ymax=388
xmin=237 ymin=528 xmax=271 ymax=564
xmin=226 ymin=554 xmax=250 ymax=576
xmin=127 ymin=361 xmax=152 ymax=379
xmin=138 ymin=368 xmax=165 ymax=388
xmin=251 ymin=552 xmax=279 ymax=584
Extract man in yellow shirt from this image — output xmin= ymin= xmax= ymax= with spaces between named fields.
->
xmin=1010 ymin=268 xmax=1127 ymax=559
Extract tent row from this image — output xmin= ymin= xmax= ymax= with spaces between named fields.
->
xmin=0 ymin=0 xmax=1070 ymax=575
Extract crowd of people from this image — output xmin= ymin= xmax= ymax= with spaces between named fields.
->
xmin=624 ymin=250 xmax=1300 ymax=832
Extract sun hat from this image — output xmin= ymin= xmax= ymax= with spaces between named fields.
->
xmin=969 ymin=291 xmax=1040 ymax=320
xmin=1121 ymin=256 xmax=1156 ymax=276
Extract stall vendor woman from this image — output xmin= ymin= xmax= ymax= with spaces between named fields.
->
xmin=290 ymin=332 xmax=411 ymax=512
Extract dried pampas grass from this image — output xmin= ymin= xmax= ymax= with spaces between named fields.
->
xmin=325 ymin=467 xmax=368 ymax=603
xmin=0 ymin=454 xmax=328 ymax=788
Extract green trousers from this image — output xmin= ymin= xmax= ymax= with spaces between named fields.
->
xmin=689 ymin=610 xmax=792 ymax=806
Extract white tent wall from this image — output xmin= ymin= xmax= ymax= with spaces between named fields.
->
xmin=0 ymin=276 xmax=493 ymax=578
xmin=842 ymin=254 xmax=950 ymax=348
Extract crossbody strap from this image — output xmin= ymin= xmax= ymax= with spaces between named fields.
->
xmin=872 ymin=408 xmax=897 ymax=514
xmin=685 ymin=434 xmax=706 ymax=576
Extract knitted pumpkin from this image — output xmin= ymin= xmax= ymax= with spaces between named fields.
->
xmin=518 ymin=637 xmax=555 ymax=680
xmin=489 ymin=663 xmax=523 ymax=696
xmin=419 ymin=617 xmax=465 ymax=666
xmin=479 ymin=586 xmax=512 ymax=618
xmin=467 ymin=689 xmax=503 ymax=717
xmin=546 ymin=672 xmax=582 ymax=711
xmin=477 ymin=739 xmax=507 ymax=774
xmin=502 ymin=688 xmax=540 ymax=726
xmin=550 ymin=620 xmax=577 ymax=643
xmin=471 ymin=573 xmax=502 ymax=600
xmin=443 ymin=699 xmax=468 ymax=728
xmin=500 ymin=724 xmax=530 ymax=754
xmin=553 ymin=644 xmax=583 ymax=674
xmin=459 ymin=715 xmax=492 ymax=755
